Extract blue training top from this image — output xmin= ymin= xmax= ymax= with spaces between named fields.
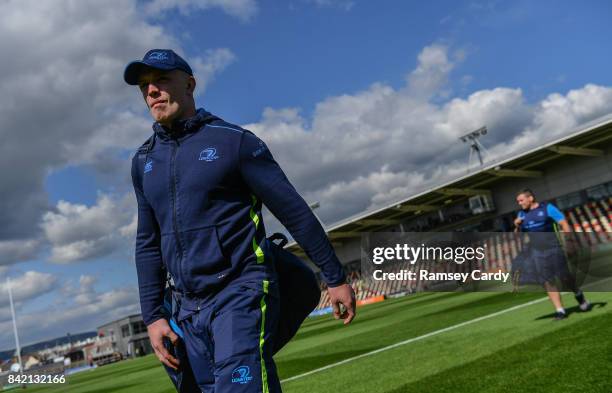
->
xmin=517 ymin=202 xmax=565 ymax=232
xmin=517 ymin=201 xmax=566 ymax=250
xmin=131 ymin=109 xmax=346 ymax=325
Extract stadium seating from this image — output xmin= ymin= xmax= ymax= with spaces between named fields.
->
xmin=310 ymin=196 xmax=612 ymax=311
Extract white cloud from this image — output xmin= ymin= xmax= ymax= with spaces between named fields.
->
xmin=191 ymin=48 xmax=237 ymax=96
xmin=13 ymin=39 xmax=607 ymax=282
xmin=486 ymin=84 xmax=612 ymax=159
xmin=61 ymin=275 xmax=100 ymax=306
xmin=0 ymin=284 xmax=139 ymax=347
xmin=120 ymin=214 xmax=139 ymax=239
xmin=307 ymin=0 xmax=355 ymax=11
xmin=0 ymin=271 xmax=58 ymax=308
xmin=407 ymin=44 xmax=455 ymax=99
xmin=0 ymin=240 xmax=41 ymax=266
xmin=243 ymin=45 xmax=612 ymax=226
xmin=531 ymin=84 xmax=612 ymax=136
xmin=0 ymin=0 xmax=235 ymax=265
xmin=3 ymin=5 xmax=606 ymax=264
xmin=306 ymin=167 xmax=427 ymax=221
xmin=143 ymin=0 xmax=258 ymax=21
xmin=41 ymin=194 xmax=134 ymax=263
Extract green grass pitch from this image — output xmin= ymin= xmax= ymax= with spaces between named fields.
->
xmin=28 ymin=290 xmax=612 ymax=393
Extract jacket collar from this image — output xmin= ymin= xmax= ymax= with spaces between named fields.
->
xmin=152 ymin=108 xmax=212 ymax=140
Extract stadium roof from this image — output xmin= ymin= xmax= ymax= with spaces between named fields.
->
xmin=287 ymin=112 xmax=612 ymax=255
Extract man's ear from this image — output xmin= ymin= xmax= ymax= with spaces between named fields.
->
xmin=186 ymin=76 xmax=196 ymax=96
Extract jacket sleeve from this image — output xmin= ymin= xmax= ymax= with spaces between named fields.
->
xmin=131 ymin=154 xmax=166 ymax=326
xmin=238 ymin=131 xmax=346 ymax=287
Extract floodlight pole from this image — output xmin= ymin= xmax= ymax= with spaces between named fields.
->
xmin=7 ymin=278 xmax=24 ymax=377
xmin=308 ymin=201 xmax=326 ymax=230
xmin=460 ymin=126 xmax=489 ymax=169
xmin=472 ymin=139 xmax=484 ymax=166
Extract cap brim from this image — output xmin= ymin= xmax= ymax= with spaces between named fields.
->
xmin=123 ymin=61 xmax=177 ymax=85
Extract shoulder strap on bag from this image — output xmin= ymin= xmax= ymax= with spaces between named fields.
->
xmin=267 ymin=232 xmax=288 ymax=248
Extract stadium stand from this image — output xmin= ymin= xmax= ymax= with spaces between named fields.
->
xmin=312 ymin=194 xmax=612 ymax=311
xmin=289 ymin=114 xmax=612 ymax=310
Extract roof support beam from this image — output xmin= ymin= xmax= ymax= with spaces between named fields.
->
xmin=547 ymin=145 xmax=603 ymax=157
xmin=328 ymin=232 xmax=361 ymax=239
xmin=393 ymin=204 xmax=440 ymax=212
xmin=436 ymin=188 xmax=491 ymax=197
xmin=356 ymin=218 xmax=402 ymax=226
xmin=487 ymin=168 xmax=542 ymax=178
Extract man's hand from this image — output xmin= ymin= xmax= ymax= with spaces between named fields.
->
xmin=327 ymin=283 xmax=356 ymax=325
xmin=514 ymin=217 xmax=523 ymax=228
xmin=563 ymin=235 xmax=580 ymax=256
xmin=147 ymin=318 xmax=180 ymax=370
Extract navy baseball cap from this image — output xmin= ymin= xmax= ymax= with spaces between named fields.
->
xmin=124 ymin=49 xmax=193 ymax=85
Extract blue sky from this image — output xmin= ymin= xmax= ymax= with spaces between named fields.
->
xmin=2 ymin=0 xmax=612 ymax=348
xmin=165 ymin=0 xmax=612 ymax=120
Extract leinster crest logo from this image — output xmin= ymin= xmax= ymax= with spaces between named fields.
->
xmin=231 ymin=366 xmax=253 ymax=384
xmin=199 ymin=147 xmax=219 ymax=162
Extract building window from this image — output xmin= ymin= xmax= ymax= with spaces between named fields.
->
xmin=121 ymin=324 xmax=130 ymax=338
xmin=131 ymin=321 xmax=147 ymax=335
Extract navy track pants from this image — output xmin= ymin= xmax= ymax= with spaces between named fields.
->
xmin=165 ymin=237 xmax=321 ymax=393
xmin=178 ymin=279 xmax=281 ymax=393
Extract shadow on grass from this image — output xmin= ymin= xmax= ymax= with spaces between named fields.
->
xmin=79 ymin=382 xmax=143 ymax=393
xmin=420 ymin=292 xmax=542 ymax=319
xmin=386 ymin=312 xmax=612 ymax=393
xmin=295 ymin=292 xmax=477 ymax=342
xmin=277 ymin=348 xmax=378 ymax=379
xmin=281 ymin=293 xmax=550 ymax=377
xmin=68 ymin=362 xmax=161 ymax=386
xmin=534 ymin=302 xmax=607 ymax=320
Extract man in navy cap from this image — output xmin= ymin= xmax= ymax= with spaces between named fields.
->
xmin=126 ymin=49 xmax=356 ymax=393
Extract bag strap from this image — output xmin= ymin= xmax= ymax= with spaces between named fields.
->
xmin=267 ymin=232 xmax=288 ymax=248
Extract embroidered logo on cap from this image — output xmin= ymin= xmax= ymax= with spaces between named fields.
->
xmin=148 ymin=51 xmax=169 ymax=61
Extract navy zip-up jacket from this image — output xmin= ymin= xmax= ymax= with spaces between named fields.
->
xmin=131 ymin=108 xmax=346 ymax=325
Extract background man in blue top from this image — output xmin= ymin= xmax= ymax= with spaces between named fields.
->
xmin=125 ymin=49 xmax=356 ymax=392
xmin=514 ymin=188 xmax=591 ymax=320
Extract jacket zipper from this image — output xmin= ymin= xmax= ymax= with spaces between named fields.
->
xmin=170 ymin=139 xmax=185 ymax=285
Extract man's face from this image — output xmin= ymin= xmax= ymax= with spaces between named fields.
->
xmin=137 ymin=69 xmax=195 ymax=126
xmin=516 ymin=193 xmax=533 ymax=210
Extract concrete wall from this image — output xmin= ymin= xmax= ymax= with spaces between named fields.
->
xmin=97 ymin=315 xmax=150 ymax=357
xmin=492 ymin=144 xmax=612 ymax=215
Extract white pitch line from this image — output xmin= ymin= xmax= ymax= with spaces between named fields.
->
xmin=281 ymin=296 xmax=550 ymax=384
xmin=282 ymin=273 xmax=612 ymax=385
xmin=282 ymin=275 xmax=612 ymax=384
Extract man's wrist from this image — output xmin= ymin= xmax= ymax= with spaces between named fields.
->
xmin=144 ymin=316 xmax=166 ymax=327
xmin=326 ymin=280 xmax=347 ymax=288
